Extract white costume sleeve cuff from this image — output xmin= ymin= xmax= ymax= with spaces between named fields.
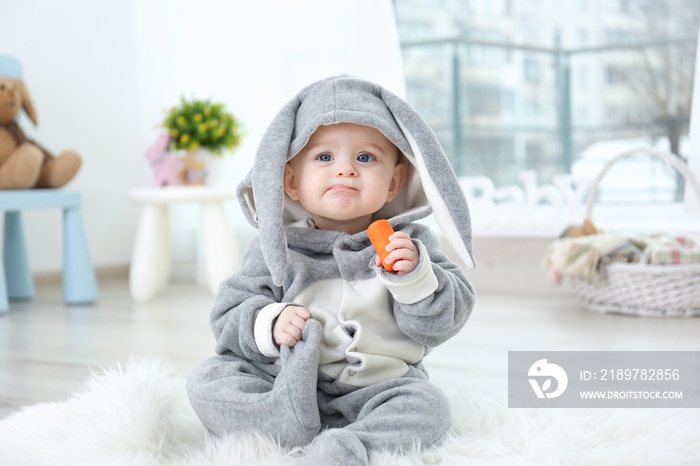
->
xmin=254 ymin=302 xmax=288 ymax=357
xmin=375 ymin=241 xmax=439 ymax=304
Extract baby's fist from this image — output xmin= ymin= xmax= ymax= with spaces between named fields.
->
xmin=273 ymin=305 xmax=311 ymax=348
xmin=375 ymin=231 xmax=419 ymax=275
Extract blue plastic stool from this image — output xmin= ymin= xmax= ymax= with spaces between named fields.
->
xmin=0 ymin=190 xmax=98 ymax=312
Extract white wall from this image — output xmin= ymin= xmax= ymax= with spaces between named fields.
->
xmin=0 ymin=0 xmax=403 ymax=275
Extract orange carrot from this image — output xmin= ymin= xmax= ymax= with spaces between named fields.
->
xmin=368 ymin=219 xmax=395 ymax=272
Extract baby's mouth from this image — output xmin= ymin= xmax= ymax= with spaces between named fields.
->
xmin=327 ymin=184 xmax=358 ymax=193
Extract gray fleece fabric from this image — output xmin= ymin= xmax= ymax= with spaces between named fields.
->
xmin=187 ymin=320 xmax=323 ymax=448
xmin=187 ymin=75 xmax=476 ymax=463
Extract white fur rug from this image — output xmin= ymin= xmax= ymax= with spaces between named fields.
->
xmin=1 ymin=357 xmax=699 ymax=465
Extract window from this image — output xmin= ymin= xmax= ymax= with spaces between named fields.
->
xmin=577 ymin=28 xmax=589 ymax=47
xmin=519 ymin=17 xmax=541 ymax=44
xmin=406 ymin=80 xmax=448 ymax=121
xmin=525 ymin=140 xmax=544 ymax=167
xmin=604 ymin=29 xmax=636 ymax=45
xmin=468 ymin=31 xmax=511 ymax=64
xmin=465 ymin=83 xmax=502 ymax=116
xmin=398 ymin=21 xmax=432 ymax=43
xmin=395 ymin=0 xmax=699 ymax=212
xmin=575 ymin=107 xmax=590 ymax=126
xmin=606 ymin=105 xmax=629 ymax=123
xmin=576 ymin=65 xmax=589 ymax=89
xmin=523 ymin=99 xmax=542 ymax=121
xmin=605 ymin=66 xmax=628 ymax=85
xmin=523 ymin=57 xmax=541 ymax=82
xmin=602 ymin=0 xmax=621 ymax=11
xmin=502 ymin=90 xmax=515 ymax=115
xmin=469 ymin=0 xmax=510 ymax=16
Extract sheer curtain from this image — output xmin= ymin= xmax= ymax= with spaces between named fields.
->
xmin=687 ymin=24 xmax=700 ymax=214
xmin=264 ymin=0 xmax=405 ymax=99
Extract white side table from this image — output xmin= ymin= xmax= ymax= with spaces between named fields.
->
xmin=129 ymin=186 xmax=240 ymax=301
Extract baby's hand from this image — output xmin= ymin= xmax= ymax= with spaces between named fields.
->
xmin=375 ymin=231 xmax=419 ymax=275
xmin=273 ymin=305 xmax=311 ymax=348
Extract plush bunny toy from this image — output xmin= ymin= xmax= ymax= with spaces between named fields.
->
xmin=0 ymin=77 xmax=81 ymax=189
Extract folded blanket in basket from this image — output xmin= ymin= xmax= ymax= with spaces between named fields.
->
xmin=544 ymin=234 xmax=640 ymax=285
xmin=638 ymin=234 xmax=700 ymax=265
xmin=544 ymin=233 xmax=700 ymax=285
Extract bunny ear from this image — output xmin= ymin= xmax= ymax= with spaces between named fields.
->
xmin=16 ymin=79 xmax=38 ymax=126
xmin=238 ymin=96 xmax=302 ymax=286
xmin=381 ymin=89 xmax=476 ymax=269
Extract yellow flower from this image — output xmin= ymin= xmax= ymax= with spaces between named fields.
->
xmin=216 ymin=128 xmax=225 ymax=137
xmin=204 ymin=108 xmax=212 ymax=116
xmin=170 ymin=129 xmax=178 ymax=138
xmin=176 ymin=116 xmax=186 ymax=126
xmin=198 ymin=123 xmax=208 ymax=133
xmin=180 ymin=134 xmax=189 ymax=144
xmin=189 ymin=142 xmax=199 ymax=150
xmin=194 ymin=113 xmax=203 ymax=122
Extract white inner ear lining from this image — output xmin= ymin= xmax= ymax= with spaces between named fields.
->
xmin=394 ymin=117 xmax=475 ymax=269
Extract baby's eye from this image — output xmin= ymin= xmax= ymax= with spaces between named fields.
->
xmin=317 ymin=153 xmax=334 ymax=162
xmin=357 ymin=153 xmax=375 ymax=163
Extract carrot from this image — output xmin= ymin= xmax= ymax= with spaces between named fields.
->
xmin=368 ymin=219 xmax=395 ymax=272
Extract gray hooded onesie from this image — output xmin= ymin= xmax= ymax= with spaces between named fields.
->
xmin=186 ymin=75 xmax=476 ymax=464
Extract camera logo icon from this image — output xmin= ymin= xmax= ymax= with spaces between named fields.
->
xmin=528 ymin=359 xmax=568 ymax=399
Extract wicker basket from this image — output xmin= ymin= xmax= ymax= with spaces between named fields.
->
xmin=569 ymin=147 xmax=700 ymax=317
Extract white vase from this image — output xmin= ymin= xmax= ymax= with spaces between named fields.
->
xmin=195 ymin=149 xmax=231 ymax=186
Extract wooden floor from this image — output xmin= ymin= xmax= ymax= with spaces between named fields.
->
xmin=2 ymin=277 xmax=700 ymax=419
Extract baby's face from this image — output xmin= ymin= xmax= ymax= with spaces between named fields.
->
xmin=284 ymin=123 xmax=406 ymax=234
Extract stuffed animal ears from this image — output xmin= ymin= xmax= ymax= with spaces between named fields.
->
xmin=0 ymin=77 xmax=36 ymax=126
xmin=1 ymin=53 xmax=37 ymax=126
xmin=17 ymin=80 xmax=38 ymax=126
xmin=238 ymin=75 xmax=475 ymax=287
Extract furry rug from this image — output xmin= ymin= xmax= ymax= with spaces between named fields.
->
xmin=1 ymin=357 xmax=699 ymax=465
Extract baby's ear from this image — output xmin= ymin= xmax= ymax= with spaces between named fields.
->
xmin=283 ymin=163 xmax=299 ymax=201
xmin=387 ymin=162 xmax=407 ymax=202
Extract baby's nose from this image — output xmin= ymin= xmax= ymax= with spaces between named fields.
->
xmin=336 ymin=161 xmax=357 ymax=176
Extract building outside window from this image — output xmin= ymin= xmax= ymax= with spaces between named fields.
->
xmin=395 ymin=0 xmax=699 ymax=205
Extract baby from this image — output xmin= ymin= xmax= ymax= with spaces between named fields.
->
xmin=187 ymin=75 xmax=476 ymax=465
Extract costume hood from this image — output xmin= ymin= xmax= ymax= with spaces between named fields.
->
xmin=237 ymin=75 xmax=475 ymax=286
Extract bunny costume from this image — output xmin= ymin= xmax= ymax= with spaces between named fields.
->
xmin=186 ymin=75 xmax=476 ymax=464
